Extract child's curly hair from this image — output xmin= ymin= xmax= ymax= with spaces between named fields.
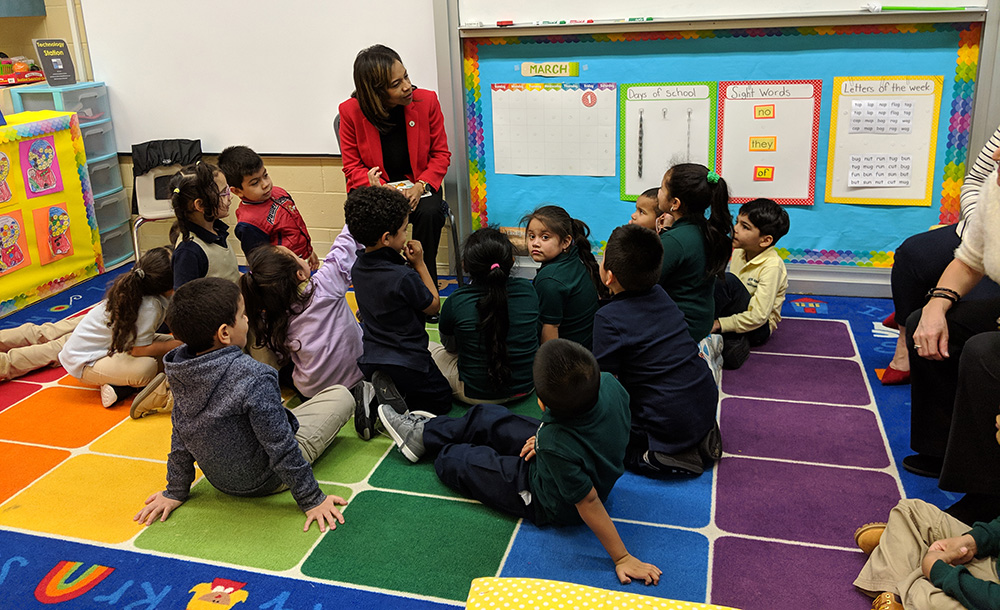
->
xmin=344 ymin=185 xmax=411 ymax=247
xmin=105 ymin=247 xmax=173 ymax=355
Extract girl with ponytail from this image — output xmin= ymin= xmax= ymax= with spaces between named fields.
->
xmin=432 ymin=228 xmax=539 ymax=403
xmin=522 ymin=205 xmax=605 ymax=349
xmin=58 ymin=247 xmax=181 ymax=409
xmin=169 ymin=161 xmax=240 ymax=289
xmin=655 ymin=163 xmax=733 ymax=342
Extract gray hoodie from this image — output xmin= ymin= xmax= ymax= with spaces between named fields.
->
xmin=162 ymin=345 xmax=325 ymax=511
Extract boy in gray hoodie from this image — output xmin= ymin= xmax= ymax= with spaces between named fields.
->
xmin=133 ymin=277 xmax=353 ymax=532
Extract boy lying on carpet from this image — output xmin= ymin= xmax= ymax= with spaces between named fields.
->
xmin=378 ymin=338 xmax=662 ymax=585
xmin=133 ymin=277 xmax=355 ymax=532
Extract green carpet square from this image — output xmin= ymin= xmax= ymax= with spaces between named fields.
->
xmin=302 ymin=490 xmax=517 ymax=601
xmin=135 ymin=479 xmax=352 ymax=571
xmin=311 ymin=418 xmax=392 ymax=484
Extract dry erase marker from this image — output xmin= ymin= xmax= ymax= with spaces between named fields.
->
xmin=497 ymin=20 xmax=514 ymax=26
xmin=628 ymin=17 xmax=653 ymax=21
xmin=534 ymin=20 xmax=566 ymax=25
xmin=569 ymin=19 xmax=595 ymax=23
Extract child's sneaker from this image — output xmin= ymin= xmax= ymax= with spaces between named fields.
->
xmin=378 ymin=404 xmax=432 ymax=463
xmin=100 ymin=384 xmax=136 ymax=408
xmin=644 ymin=447 xmax=704 ymax=477
xmin=130 ymin=373 xmax=171 ymax=419
xmin=351 ymin=380 xmax=377 ymax=440
xmin=721 ymin=335 xmax=750 ymax=370
xmin=372 ymin=370 xmax=407 ymax=414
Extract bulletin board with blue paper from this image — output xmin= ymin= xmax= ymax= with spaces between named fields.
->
xmin=462 ymin=23 xmax=979 ymax=267
xmin=0 ymin=110 xmax=103 ymax=317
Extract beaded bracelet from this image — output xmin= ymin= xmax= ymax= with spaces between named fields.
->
xmin=926 ymin=288 xmax=959 ymax=303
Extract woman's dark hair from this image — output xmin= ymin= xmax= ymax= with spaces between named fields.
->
xmin=352 ymin=44 xmax=404 ymax=134
xmin=239 ymin=245 xmax=314 ymax=365
xmin=662 ymin=163 xmax=733 ymax=279
xmin=521 ymin=205 xmax=609 ymax=299
xmin=170 ymin=162 xmax=223 ymax=243
xmin=462 ymin=228 xmax=516 ymax=389
xmin=105 ymin=247 xmax=173 ymax=355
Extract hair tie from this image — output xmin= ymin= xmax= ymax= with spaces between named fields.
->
xmin=490 ymin=263 xmax=500 ymax=270
xmin=133 ymin=268 xmax=145 ymax=279
xmin=173 ymin=187 xmax=180 ymax=194
xmin=706 ymin=169 xmax=720 ymax=184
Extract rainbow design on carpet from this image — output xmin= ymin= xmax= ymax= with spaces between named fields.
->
xmin=33 ymin=561 xmax=115 ymax=603
xmin=461 ymin=22 xmax=980 ymax=267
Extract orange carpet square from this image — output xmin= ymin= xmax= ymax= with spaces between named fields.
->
xmin=0 ymin=386 xmax=128 ymax=447
xmin=0 ymin=442 xmax=70 ymax=503
xmin=57 ymin=374 xmax=94 ymax=389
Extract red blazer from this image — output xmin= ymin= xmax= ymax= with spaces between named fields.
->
xmin=338 ymin=88 xmax=452 ymax=192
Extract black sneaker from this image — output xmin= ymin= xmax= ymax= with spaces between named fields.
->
xmin=721 ymin=335 xmax=750 ymax=370
xmin=645 ymin=447 xmax=705 ymax=477
xmin=901 ymin=454 xmax=943 ymax=478
xmin=372 ymin=370 xmax=408 ymax=414
xmin=698 ymin=421 xmax=723 ymax=462
xmin=351 ymin=381 xmax=376 ymax=440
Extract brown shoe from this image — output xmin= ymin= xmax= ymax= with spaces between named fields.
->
xmin=871 ymin=591 xmax=902 ymax=610
xmin=855 ymin=522 xmax=886 ymax=555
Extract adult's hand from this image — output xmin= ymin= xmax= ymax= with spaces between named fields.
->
xmin=912 ymin=300 xmax=950 ymax=360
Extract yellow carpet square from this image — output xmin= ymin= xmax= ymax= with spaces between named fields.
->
xmin=89 ymin=412 xmax=173 ymax=460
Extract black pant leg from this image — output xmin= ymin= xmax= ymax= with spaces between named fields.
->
xmin=891 ymin=227 xmax=959 ymax=322
xmin=409 ymin=190 xmax=445 ymax=287
xmin=360 ymin=361 xmax=453 ymax=415
xmin=714 ymin=272 xmax=752 ymax=319
xmin=939 ymin=332 xmax=1000 ymax=496
xmin=423 ymin=403 xmax=541 ymax=457
xmin=907 ymin=297 xmax=1000 ymax=456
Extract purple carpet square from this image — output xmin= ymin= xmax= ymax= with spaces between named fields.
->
xmin=715 ymin=458 xmax=900 ymax=546
xmin=754 ymin=318 xmax=856 ymax=358
xmin=722 ymin=353 xmax=870 ymax=405
xmin=711 ymin=537 xmax=870 ymax=610
xmin=720 ymin=398 xmax=890 ymax=468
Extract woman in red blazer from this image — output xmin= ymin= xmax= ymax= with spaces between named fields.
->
xmin=339 ymin=44 xmax=452 ymax=287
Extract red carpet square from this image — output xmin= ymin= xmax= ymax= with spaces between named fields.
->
xmin=0 ymin=381 xmax=41 ymax=412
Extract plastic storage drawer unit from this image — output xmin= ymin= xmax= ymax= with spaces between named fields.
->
xmin=11 ymin=82 xmax=111 ymax=124
xmin=87 ymin=153 xmax=123 ymax=197
xmin=93 ymin=188 xmax=130 ymax=232
xmin=99 ymin=221 xmax=134 ymax=267
xmin=80 ymin=119 xmax=116 ymax=159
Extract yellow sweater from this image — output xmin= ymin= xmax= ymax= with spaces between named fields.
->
xmin=718 ymin=247 xmax=787 ymax=334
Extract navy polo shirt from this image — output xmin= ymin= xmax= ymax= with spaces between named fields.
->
xmin=172 ymin=220 xmax=235 ymax=290
xmin=592 ymin=285 xmax=717 ymax=454
xmin=352 ymin=246 xmax=434 ymax=371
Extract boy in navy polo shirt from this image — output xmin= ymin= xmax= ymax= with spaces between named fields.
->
xmin=345 ymin=186 xmax=451 ymax=428
xmin=218 ymin=145 xmax=319 ymax=270
xmin=594 ymin=224 xmax=721 ymax=477
xmin=378 ymin=339 xmax=662 ymax=586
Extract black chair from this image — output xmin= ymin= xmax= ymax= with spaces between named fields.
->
xmin=333 ymin=114 xmax=463 ymax=286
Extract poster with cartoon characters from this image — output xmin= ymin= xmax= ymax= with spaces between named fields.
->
xmin=32 ymin=204 xmax=73 ymax=264
xmin=0 ymin=211 xmax=32 ymax=276
xmin=0 ymin=110 xmax=102 ymax=317
xmin=20 ymin=136 xmax=63 ymax=198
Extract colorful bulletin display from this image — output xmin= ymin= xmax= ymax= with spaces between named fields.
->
xmin=717 ymin=80 xmax=822 ymax=205
xmin=620 ymin=82 xmax=717 ymax=201
xmin=826 ymin=75 xmax=944 ymax=206
xmin=491 ymin=83 xmax=617 ymax=176
xmin=0 ymin=110 xmax=102 ymax=316
xmin=462 ymin=24 xmax=979 ymax=267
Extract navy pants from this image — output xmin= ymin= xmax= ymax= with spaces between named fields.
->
xmin=713 ymin=272 xmax=771 ymax=346
xmin=424 ymin=404 xmax=541 ymax=522
xmin=360 ymin=360 xmax=452 ymax=415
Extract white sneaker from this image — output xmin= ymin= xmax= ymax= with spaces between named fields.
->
xmin=100 ymin=384 xmax=119 ymax=408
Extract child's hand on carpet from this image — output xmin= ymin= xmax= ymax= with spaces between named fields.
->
xmin=134 ymin=491 xmax=183 ymax=525
xmin=614 ymin=553 xmax=662 ymax=586
xmin=304 ymin=495 xmax=347 ymax=532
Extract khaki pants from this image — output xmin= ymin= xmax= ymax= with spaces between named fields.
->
xmin=854 ymin=498 xmax=999 ymax=609
xmin=0 ymin=318 xmax=81 ymax=381
xmin=292 ymin=385 xmax=355 ymax=464
xmin=78 ymin=333 xmax=174 ymax=388
xmin=429 ymin=342 xmax=524 ymax=406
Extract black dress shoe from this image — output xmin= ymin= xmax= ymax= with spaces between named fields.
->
xmin=901 ymin=454 xmax=943 ymax=478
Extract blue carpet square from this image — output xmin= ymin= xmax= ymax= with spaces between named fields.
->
xmin=605 ymin=470 xmax=713 ymax=528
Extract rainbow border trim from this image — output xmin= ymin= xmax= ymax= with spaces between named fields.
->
xmin=462 ymin=22 xmax=981 ymax=266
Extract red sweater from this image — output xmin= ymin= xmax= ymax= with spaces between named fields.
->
xmin=234 ymin=186 xmax=313 ymax=259
xmin=338 ymin=88 xmax=451 ymax=192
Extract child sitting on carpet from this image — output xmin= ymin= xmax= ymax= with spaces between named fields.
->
xmin=239 ymin=227 xmax=367 ymax=418
xmin=169 ymin=162 xmax=241 ymax=289
xmin=628 ymin=187 xmax=665 ymax=233
xmin=133 ymin=277 xmax=353 ymax=533
xmin=56 ymin=247 xmax=181 ymax=416
xmin=378 ymin=339 xmax=662 ymax=585
xmin=711 ymin=198 xmax=789 ymax=369
xmin=345 ymin=186 xmax=452 ymax=419
xmin=593 ymin=224 xmax=721 ymax=478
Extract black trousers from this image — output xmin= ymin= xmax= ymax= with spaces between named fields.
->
xmin=424 ymin=404 xmax=541 ymax=522
xmin=891 ymin=226 xmax=1000 ymax=322
xmin=409 ymin=189 xmax=446 ymax=287
xmin=906 ymin=297 xmax=1000 ymax=457
xmin=359 ymin=360 xmax=452 ymax=415
xmin=713 ymin=272 xmax=771 ymax=346
xmin=938 ymin=332 xmax=1000 ymax=496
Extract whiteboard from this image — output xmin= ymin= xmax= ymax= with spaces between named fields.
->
xmin=82 ymin=0 xmax=439 ymax=154
xmin=458 ymin=0 xmax=987 ymax=26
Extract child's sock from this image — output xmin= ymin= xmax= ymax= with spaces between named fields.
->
xmin=100 ymin=384 xmax=137 ymax=408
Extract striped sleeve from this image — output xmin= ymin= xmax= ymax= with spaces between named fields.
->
xmin=958 ymin=125 xmax=1000 ymax=237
